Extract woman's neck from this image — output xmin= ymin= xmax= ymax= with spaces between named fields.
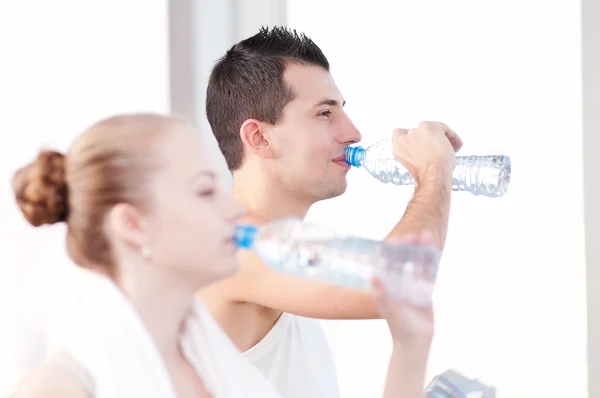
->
xmin=116 ymin=270 xmax=197 ymax=362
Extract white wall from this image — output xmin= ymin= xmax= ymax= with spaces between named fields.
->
xmin=582 ymin=0 xmax=600 ymax=395
xmin=288 ymin=1 xmax=587 ymax=397
xmin=0 ymin=1 xmax=170 ymax=395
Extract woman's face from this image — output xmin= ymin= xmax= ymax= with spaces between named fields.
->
xmin=142 ymin=125 xmax=244 ymax=287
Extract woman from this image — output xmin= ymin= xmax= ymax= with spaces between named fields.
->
xmin=11 ymin=114 xmax=435 ymax=398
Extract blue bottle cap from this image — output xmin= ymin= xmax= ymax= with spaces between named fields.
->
xmin=344 ymin=146 xmax=366 ymax=167
xmin=234 ymin=225 xmax=258 ymax=249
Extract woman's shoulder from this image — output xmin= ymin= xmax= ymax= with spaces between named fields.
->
xmin=12 ymin=352 xmax=94 ymax=398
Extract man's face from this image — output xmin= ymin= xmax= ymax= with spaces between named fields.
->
xmin=265 ymin=63 xmax=362 ymax=203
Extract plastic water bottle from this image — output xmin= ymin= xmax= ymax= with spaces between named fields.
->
xmin=345 ymin=138 xmax=511 ymax=197
xmin=234 ymin=217 xmax=441 ymax=306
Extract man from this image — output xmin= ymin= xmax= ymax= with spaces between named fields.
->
xmin=200 ymin=26 xmax=462 ymax=397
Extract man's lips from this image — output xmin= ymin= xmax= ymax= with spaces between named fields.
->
xmin=332 ymin=155 xmax=350 ymax=169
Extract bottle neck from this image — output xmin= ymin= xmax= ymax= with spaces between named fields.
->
xmin=234 ymin=225 xmax=258 ymax=249
xmin=344 ymin=146 xmax=366 ymax=167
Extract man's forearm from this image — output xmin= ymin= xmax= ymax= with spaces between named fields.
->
xmin=386 ymin=177 xmax=451 ymax=250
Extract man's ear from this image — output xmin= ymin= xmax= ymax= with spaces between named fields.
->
xmin=239 ymin=119 xmax=275 ymax=159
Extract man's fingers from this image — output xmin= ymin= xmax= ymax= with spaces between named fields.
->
xmin=420 ymin=121 xmax=463 ymax=151
xmin=393 ymin=128 xmax=409 ymax=141
xmin=445 ymin=128 xmax=464 ymax=151
xmin=435 ymin=122 xmax=463 ymax=151
xmin=416 ymin=230 xmax=433 ymax=245
xmin=388 ymin=230 xmax=433 ymax=246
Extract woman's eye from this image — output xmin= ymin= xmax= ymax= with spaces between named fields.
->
xmin=197 ymin=189 xmax=215 ymax=197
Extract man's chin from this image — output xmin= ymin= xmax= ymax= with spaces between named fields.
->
xmin=318 ymin=181 xmax=348 ymax=201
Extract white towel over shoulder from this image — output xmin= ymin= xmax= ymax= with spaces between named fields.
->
xmin=46 ymin=274 xmax=281 ymax=398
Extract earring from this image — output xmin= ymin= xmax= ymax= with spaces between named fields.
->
xmin=140 ymin=246 xmax=152 ymax=260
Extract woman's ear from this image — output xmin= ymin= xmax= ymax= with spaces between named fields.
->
xmin=107 ymin=203 xmax=148 ymax=250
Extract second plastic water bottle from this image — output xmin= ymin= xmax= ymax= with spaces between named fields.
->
xmin=345 ymin=138 xmax=511 ymax=197
xmin=235 ymin=217 xmax=441 ymax=306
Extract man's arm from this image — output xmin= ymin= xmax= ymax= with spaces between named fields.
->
xmin=221 ymin=178 xmax=448 ymax=319
xmin=220 ymin=250 xmax=380 ymax=319
xmin=386 ymin=122 xmax=462 ymax=250
xmin=386 ymin=173 xmax=451 ymax=250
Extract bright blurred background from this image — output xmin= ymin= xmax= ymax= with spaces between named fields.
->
xmin=1 ymin=1 xmax=598 ymax=397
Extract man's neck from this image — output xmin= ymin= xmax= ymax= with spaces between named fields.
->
xmin=232 ymin=166 xmax=313 ymax=222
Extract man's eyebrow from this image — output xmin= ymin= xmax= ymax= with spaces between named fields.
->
xmin=314 ymin=98 xmax=346 ymax=107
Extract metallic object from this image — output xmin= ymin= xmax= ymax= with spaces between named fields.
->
xmin=425 ymin=369 xmax=496 ymax=398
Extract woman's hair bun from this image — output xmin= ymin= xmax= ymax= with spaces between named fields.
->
xmin=13 ymin=150 xmax=69 ymax=227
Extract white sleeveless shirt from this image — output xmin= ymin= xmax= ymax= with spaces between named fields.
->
xmin=242 ymin=313 xmax=341 ymax=398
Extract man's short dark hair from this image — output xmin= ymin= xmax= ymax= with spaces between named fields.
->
xmin=206 ymin=26 xmax=330 ymax=171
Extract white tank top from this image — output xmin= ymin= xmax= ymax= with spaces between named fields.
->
xmin=242 ymin=313 xmax=340 ymax=398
